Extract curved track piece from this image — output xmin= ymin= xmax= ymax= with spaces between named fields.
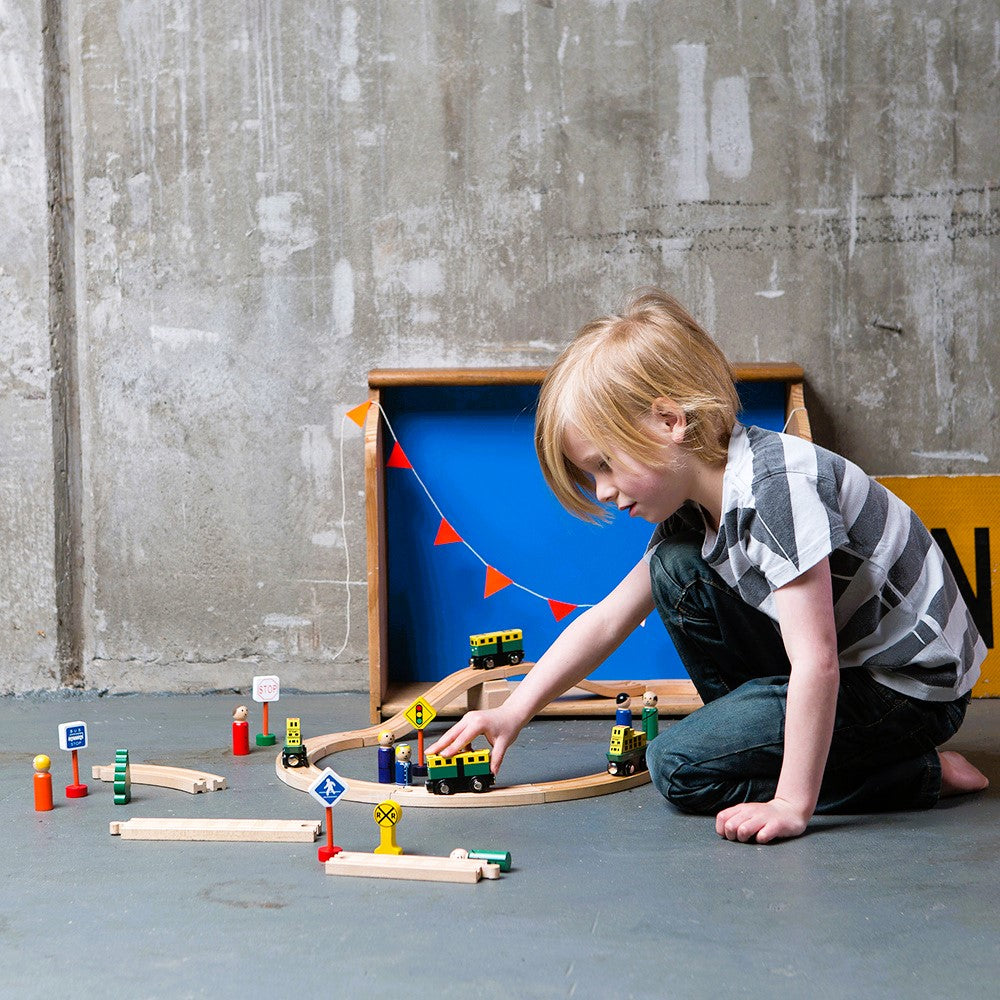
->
xmin=93 ymin=763 xmax=227 ymax=793
xmin=274 ymin=663 xmax=651 ymax=807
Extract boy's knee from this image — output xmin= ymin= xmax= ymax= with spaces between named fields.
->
xmin=646 ymin=731 xmax=729 ymax=815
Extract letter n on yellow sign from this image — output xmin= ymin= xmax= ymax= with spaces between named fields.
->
xmin=878 ymin=475 xmax=998 ymax=697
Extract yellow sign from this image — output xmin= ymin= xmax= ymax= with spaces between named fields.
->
xmin=403 ymin=696 xmax=437 ymax=731
xmin=374 ymin=800 xmax=401 ymax=828
xmin=878 ymin=475 xmax=998 ymax=697
xmin=373 ymin=800 xmax=403 ymax=855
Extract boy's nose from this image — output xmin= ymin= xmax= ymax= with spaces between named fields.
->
xmin=595 ymin=478 xmax=616 ymax=503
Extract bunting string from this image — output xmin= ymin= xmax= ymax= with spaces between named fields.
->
xmin=347 ymin=399 xmax=589 ymax=621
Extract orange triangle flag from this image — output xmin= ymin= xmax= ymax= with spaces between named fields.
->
xmin=434 ymin=519 xmax=462 ymax=546
xmin=346 ymin=401 xmax=372 ymax=428
xmin=386 ymin=443 xmax=412 ymax=469
xmin=547 ymin=599 xmax=577 ymax=622
xmin=484 ymin=566 xmax=513 ymax=598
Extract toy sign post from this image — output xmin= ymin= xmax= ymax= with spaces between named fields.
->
xmin=58 ymin=721 xmax=89 ymax=798
xmin=403 ymin=696 xmax=437 ymax=775
xmin=252 ymin=675 xmax=280 ymax=747
xmin=373 ymin=800 xmax=403 ymax=855
xmin=308 ymin=767 xmax=349 ymax=863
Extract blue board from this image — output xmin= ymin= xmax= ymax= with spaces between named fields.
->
xmin=382 ymin=381 xmax=788 ymax=684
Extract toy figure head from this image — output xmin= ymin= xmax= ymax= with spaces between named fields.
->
xmin=34 ymin=754 xmax=51 ymax=774
xmin=616 ymin=692 xmax=632 ymax=711
xmin=643 ymin=690 xmax=658 ymax=709
xmin=233 ymin=705 xmax=249 ymax=722
xmin=396 ymin=744 xmax=412 ymax=763
xmin=379 ymin=730 xmax=394 ymax=749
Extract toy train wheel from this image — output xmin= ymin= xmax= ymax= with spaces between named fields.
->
xmin=437 ymin=780 xmax=452 ymax=795
xmin=470 ymin=776 xmax=487 ymax=793
xmin=506 ymin=651 xmax=523 ymax=665
xmin=624 ymin=761 xmax=636 ymax=776
xmin=482 ymin=657 xmax=495 ymax=669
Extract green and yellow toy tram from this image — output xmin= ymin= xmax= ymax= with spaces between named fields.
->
xmin=606 ymin=724 xmax=648 ymax=777
xmin=425 ymin=747 xmax=495 ymax=795
xmin=469 ymin=629 xmax=524 ymax=669
xmin=281 ymin=717 xmax=308 ymax=769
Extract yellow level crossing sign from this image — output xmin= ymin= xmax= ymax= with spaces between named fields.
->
xmin=373 ymin=800 xmax=403 ymax=855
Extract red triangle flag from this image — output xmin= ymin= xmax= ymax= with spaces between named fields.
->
xmin=386 ymin=442 xmax=412 ymax=469
xmin=434 ymin=519 xmax=462 ymax=546
xmin=346 ymin=401 xmax=372 ymax=428
xmin=484 ymin=566 xmax=513 ymax=598
xmin=547 ymin=599 xmax=577 ymax=622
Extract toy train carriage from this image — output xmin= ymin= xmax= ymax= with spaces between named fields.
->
xmin=425 ymin=747 xmax=495 ymax=795
xmin=607 ymin=724 xmax=649 ymax=777
xmin=469 ymin=629 xmax=524 ymax=669
xmin=281 ymin=717 xmax=308 ymax=769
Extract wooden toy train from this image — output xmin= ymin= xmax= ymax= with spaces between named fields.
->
xmin=425 ymin=747 xmax=495 ymax=795
xmin=469 ymin=629 xmax=524 ymax=669
xmin=606 ymin=724 xmax=648 ymax=777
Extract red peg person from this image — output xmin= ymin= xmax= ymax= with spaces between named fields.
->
xmin=232 ymin=705 xmax=251 ymax=755
xmin=34 ymin=754 xmax=54 ymax=811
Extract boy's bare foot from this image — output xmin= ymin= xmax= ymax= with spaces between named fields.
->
xmin=939 ymin=750 xmax=989 ymax=796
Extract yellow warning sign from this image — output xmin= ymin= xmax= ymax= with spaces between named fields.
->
xmin=374 ymin=800 xmax=401 ymax=828
xmin=878 ymin=475 xmax=998 ymax=697
xmin=403 ymin=696 xmax=437 ymax=731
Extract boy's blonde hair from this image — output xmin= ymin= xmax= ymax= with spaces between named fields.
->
xmin=535 ymin=287 xmax=739 ymax=522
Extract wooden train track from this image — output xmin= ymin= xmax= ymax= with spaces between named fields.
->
xmin=274 ymin=662 xmax=652 ymax=807
xmin=93 ymin=763 xmax=227 ymax=794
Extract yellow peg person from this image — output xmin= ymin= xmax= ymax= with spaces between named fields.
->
xmin=373 ymin=800 xmax=403 ymax=855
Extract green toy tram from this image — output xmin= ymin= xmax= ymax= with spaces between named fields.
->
xmin=281 ymin=717 xmax=308 ymax=768
xmin=425 ymin=747 xmax=495 ymax=795
xmin=469 ymin=629 xmax=524 ymax=669
xmin=606 ymin=724 xmax=649 ymax=777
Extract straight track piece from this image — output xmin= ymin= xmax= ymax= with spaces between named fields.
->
xmin=325 ymin=851 xmax=500 ymax=883
xmin=109 ymin=818 xmax=320 ymax=842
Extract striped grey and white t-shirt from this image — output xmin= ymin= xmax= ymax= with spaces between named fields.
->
xmin=647 ymin=423 xmax=984 ymax=701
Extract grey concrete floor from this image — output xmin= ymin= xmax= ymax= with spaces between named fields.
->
xmin=4 ymin=691 xmax=999 ymax=1000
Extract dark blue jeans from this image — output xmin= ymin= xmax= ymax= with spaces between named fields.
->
xmin=645 ymin=533 xmax=969 ymax=815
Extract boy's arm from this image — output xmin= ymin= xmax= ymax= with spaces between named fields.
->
xmin=426 ymin=557 xmax=655 ymax=771
xmin=716 ymin=556 xmax=840 ymax=844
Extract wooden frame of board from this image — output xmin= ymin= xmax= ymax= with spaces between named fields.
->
xmin=364 ymin=365 xmax=811 ymax=724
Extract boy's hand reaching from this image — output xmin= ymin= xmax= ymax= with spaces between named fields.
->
xmin=425 ymin=706 xmax=523 ymax=775
xmin=715 ymin=797 xmax=810 ymax=844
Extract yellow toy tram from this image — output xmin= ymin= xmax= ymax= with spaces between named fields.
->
xmin=425 ymin=747 xmax=495 ymax=795
xmin=606 ymin=724 xmax=648 ymax=777
xmin=281 ymin=717 xmax=307 ymax=769
xmin=469 ymin=629 xmax=524 ymax=669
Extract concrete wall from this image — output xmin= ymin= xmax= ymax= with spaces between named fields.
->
xmin=0 ymin=0 xmax=60 ymax=691
xmin=1 ymin=0 xmax=997 ymax=693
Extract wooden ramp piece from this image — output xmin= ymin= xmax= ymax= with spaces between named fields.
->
xmin=326 ymin=852 xmax=501 ymax=884
xmin=93 ymin=763 xmax=227 ymax=794
xmin=110 ymin=818 xmax=321 ymax=842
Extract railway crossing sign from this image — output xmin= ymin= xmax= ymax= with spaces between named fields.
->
xmin=374 ymin=800 xmax=401 ymax=827
xmin=308 ymin=768 xmax=349 ymax=809
xmin=404 ymin=696 xmax=436 ymax=731
xmin=373 ymin=799 xmax=403 ymax=855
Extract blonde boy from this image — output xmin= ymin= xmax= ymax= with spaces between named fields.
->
xmin=429 ymin=288 xmax=987 ymax=843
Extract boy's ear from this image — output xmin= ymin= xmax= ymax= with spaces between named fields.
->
xmin=650 ymin=397 xmax=687 ymax=442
